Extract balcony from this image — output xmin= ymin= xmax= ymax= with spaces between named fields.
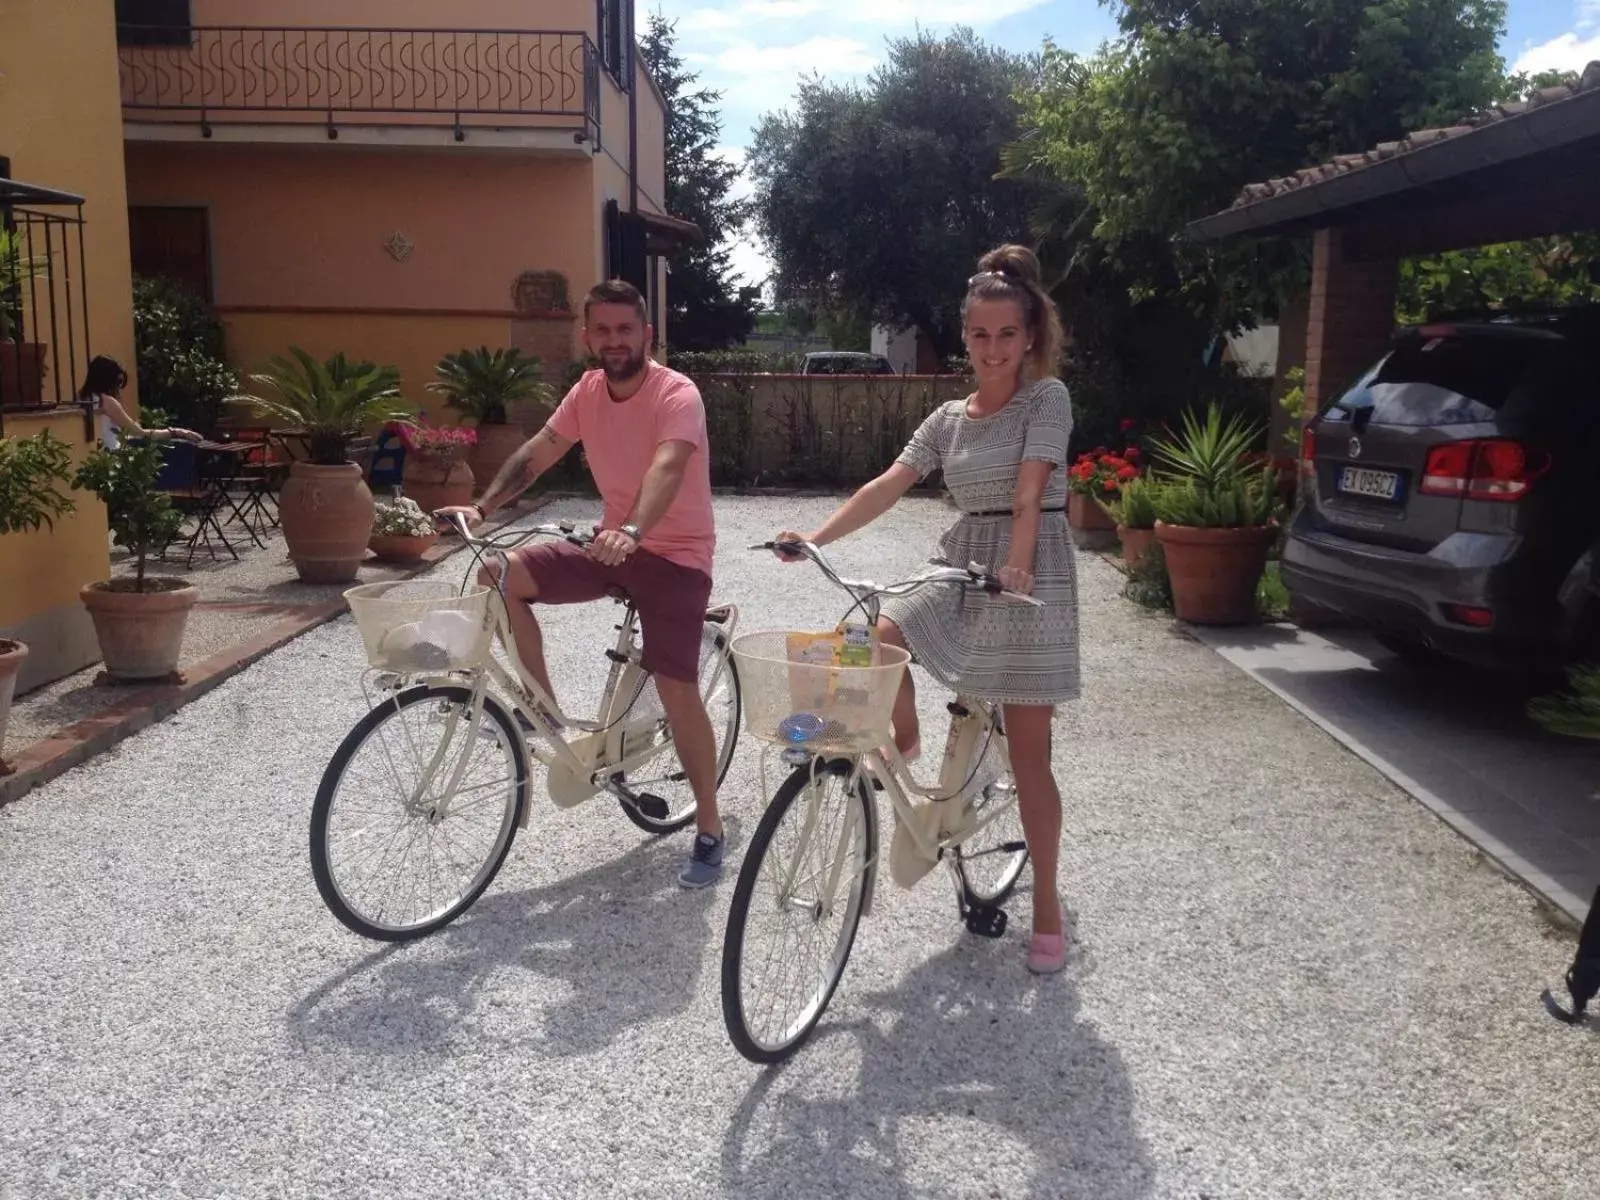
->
xmin=117 ymin=26 xmax=602 ymax=152
xmin=1 ymin=179 xmax=92 ymax=426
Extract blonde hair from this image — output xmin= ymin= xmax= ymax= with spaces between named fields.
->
xmin=963 ymin=244 xmax=1065 ymax=377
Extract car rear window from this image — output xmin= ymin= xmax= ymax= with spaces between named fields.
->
xmin=1323 ymin=334 xmax=1556 ymax=427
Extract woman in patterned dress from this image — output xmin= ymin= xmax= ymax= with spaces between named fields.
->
xmin=774 ymin=244 xmax=1079 ymax=974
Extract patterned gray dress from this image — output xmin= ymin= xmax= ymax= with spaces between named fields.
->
xmin=881 ymin=377 xmax=1081 ymax=705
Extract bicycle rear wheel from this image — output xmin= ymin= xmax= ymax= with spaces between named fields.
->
xmin=617 ymin=623 xmax=742 ymax=835
xmin=721 ymin=758 xmax=875 ymax=1064
xmin=311 ymin=684 xmax=529 ymax=941
xmin=952 ymin=769 xmax=1029 ymax=908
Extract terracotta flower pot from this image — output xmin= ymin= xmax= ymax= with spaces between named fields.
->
xmin=368 ymin=532 xmax=439 ymax=563
xmin=80 ymin=579 xmax=199 ymax=681
xmin=1069 ymin=490 xmax=1117 ymax=531
xmin=280 ymin=461 xmax=375 ymax=584
xmin=1154 ymin=520 xmax=1279 ymax=625
xmin=0 ymin=638 xmax=26 ymax=771
xmin=1118 ymin=525 xmax=1157 ymax=567
xmin=468 ymin=424 xmax=527 ymax=491
xmin=401 ymin=455 xmax=474 ymax=515
xmin=0 ymin=341 xmax=47 ymax=407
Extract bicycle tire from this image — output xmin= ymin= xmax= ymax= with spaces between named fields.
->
xmin=617 ymin=624 xmax=742 ymax=835
xmin=311 ymin=684 xmax=529 ymax=942
xmin=721 ymin=758 xmax=875 ymax=1064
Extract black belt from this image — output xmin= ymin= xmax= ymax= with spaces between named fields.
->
xmin=966 ymin=507 xmax=1065 ymax=517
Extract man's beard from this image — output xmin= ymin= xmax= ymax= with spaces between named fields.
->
xmin=600 ymin=349 xmax=647 ymax=382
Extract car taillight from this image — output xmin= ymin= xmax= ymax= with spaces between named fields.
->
xmin=1420 ymin=439 xmax=1548 ymax=502
xmin=1444 ymin=604 xmax=1494 ymax=628
xmin=1301 ymin=425 xmax=1316 ymax=463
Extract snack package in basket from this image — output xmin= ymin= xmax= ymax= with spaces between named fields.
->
xmin=783 ymin=622 xmax=882 ymax=739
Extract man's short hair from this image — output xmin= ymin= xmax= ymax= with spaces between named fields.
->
xmin=583 ymin=279 xmax=647 ymax=322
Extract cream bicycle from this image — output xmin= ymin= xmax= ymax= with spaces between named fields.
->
xmin=720 ymin=539 xmax=1041 ymax=1063
xmin=309 ymin=514 xmax=741 ymax=941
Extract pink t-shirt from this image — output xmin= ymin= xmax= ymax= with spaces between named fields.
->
xmin=547 ymin=364 xmax=716 ymax=576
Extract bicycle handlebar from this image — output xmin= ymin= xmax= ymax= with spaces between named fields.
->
xmin=437 ymin=511 xmax=593 ymax=551
xmin=751 ymin=539 xmax=1044 ymax=607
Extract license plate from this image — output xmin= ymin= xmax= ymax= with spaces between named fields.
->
xmin=1337 ymin=466 xmax=1401 ymax=501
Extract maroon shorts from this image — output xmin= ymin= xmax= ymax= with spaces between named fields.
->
xmin=512 ymin=541 xmax=712 ymax=682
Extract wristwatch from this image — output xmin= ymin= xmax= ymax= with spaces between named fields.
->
xmin=618 ymin=522 xmax=643 ymax=543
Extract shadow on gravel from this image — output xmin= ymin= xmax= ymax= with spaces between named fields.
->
xmin=286 ymin=833 xmax=722 ymax=1062
xmin=719 ymin=937 xmax=1153 ymax=1199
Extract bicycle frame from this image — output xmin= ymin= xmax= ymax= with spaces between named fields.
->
xmin=368 ymin=519 xmax=738 ymax=827
xmin=747 ymin=538 xmax=1035 ymax=922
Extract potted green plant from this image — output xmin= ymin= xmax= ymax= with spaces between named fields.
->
xmin=428 ymin=346 xmax=554 ymax=487
xmin=1149 ymin=404 xmax=1281 ymax=625
xmin=233 ymin=348 xmax=411 ymax=583
xmin=1103 ymin=474 xmax=1160 ymax=567
xmin=73 ymin=437 xmax=197 ymax=682
xmin=0 ymin=228 xmax=49 ymax=408
xmin=0 ymin=431 xmax=76 ymax=767
xmin=1529 ymin=665 xmax=1600 ymax=740
xmin=369 ymin=495 xmax=440 ymax=563
xmin=398 ymin=417 xmax=477 ymax=513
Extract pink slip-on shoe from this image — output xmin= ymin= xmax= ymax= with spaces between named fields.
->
xmin=1026 ymin=905 xmax=1068 ymax=975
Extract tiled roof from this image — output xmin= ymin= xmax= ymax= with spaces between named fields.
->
xmin=1229 ymin=61 xmax=1600 ymax=210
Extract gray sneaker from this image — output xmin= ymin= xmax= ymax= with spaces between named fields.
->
xmin=678 ymin=832 xmax=725 ymax=889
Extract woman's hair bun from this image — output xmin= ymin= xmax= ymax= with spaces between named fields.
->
xmin=977 ymin=244 xmax=1042 ymax=288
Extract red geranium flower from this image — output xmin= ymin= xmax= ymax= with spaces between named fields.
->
xmin=1123 ymin=446 xmax=1140 ymax=460
xmin=1101 ymin=478 xmax=1118 ymax=492
xmin=1116 ymin=465 xmax=1138 ymax=480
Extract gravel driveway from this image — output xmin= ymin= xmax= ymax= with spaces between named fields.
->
xmin=2 ymin=494 xmax=1597 ymax=1199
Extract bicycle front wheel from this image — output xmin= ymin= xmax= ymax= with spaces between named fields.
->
xmin=311 ymin=684 xmax=529 ymax=941
xmin=721 ymin=758 xmax=875 ymax=1064
xmin=953 ymin=769 xmax=1029 ymax=908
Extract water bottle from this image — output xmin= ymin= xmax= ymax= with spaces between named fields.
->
xmin=777 ymin=712 xmax=825 ymax=744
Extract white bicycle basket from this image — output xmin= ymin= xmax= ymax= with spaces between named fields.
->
xmin=731 ymin=629 xmax=910 ymax=753
xmin=345 ymin=580 xmax=493 ymax=674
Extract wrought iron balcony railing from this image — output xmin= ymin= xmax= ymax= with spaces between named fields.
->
xmin=0 ymin=179 xmax=92 ymax=421
xmin=118 ymin=26 xmax=601 ymax=147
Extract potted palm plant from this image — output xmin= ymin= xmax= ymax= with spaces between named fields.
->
xmin=1149 ymin=404 xmax=1281 ymax=625
xmin=0 ymin=228 xmax=49 ymax=408
xmin=0 ymin=431 xmax=75 ymax=768
xmin=428 ymin=346 xmax=555 ymax=487
xmin=233 ymin=347 xmax=411 ymax=583
xmin=74 ymin=437 xmax=197 ymax=681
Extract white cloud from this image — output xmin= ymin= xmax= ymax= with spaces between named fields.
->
xmin=709 ymin=35 xmax=877 ymax=78
xmin=677 ymin=0 xmax=1044 ymax=31
xmin=1512 ymin=31 xmax=1600 ymax=75
xmin=1514 ymin=1 xmax=1600 ymax=75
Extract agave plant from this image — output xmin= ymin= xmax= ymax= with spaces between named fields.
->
xmin=1102 ymin=474 xmax=1160 ymax=530
xmin=1148 ymin=403 xmax=1265 ymax=495
xmin=1151 ymin=468 xmax=1279 ymax=529
xmin=233 ymin=347 xmax=410 ymax=464
xmin=428 ymin=346 xmax=554 ymax=426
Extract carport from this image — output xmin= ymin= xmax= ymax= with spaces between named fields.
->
xmin=1182 ymin=63 xmax=1600 ymax=927
xmin=1188 ymin=62 xmax=1600 ymax=415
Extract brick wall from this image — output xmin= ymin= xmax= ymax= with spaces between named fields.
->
xmin=1304 ymin=227 xmax=1397 ymax=413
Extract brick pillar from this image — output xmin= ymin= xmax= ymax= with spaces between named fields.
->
xmin=1304 ymin=227 xmax=1398 ymax=412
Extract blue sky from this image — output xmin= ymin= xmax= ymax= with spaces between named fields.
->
xmin=646 ymin=0 xmax=1600 ymax=286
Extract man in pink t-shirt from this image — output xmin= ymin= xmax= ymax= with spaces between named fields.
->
xmin=436 ymin=280 xmax=727 ymax=888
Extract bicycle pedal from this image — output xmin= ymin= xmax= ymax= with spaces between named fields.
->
xmin=963 ymin=905 xmax=1008 ymax=939
xmin=632 ymin=792 xmax=670 ymax=820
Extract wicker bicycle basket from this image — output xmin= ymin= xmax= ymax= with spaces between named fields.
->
xmin=731 ymin=629 xmax=910 ymax=753
xmin=345 ymin=580 xmax=493 ymax=674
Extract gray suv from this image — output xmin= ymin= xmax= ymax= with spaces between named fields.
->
xmin=1283 ymin=310 xmax=1600 ymax=669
